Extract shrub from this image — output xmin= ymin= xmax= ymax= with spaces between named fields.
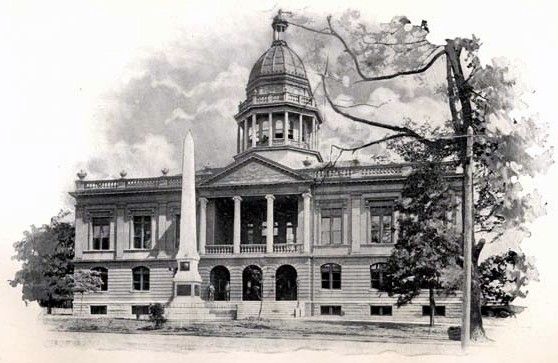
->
xmin=148 ymin=303 xmax=167 ymax=329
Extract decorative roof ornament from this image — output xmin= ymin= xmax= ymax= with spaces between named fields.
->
xmin=77 ymin=170 xmax=87 ymax=180
xmin=161 ymin=167 xmax=169 ymax=176
xmin=119 ymin=170 xmax=127 ymax=179
xmin=272 ymin=9 xmax=290 ymax=43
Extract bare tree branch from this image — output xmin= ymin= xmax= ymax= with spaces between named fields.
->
xmin=288 ymin=17 xmax=446 ymax=83
xmin=320 ymin=73 xmax=433 ymax=143
xmin=336 ymin=101 xmax=388 ymax=109
xmin=324 ymin=16 xmax=446 ymax=82
xmin=332 ymin=133 xmax=409 ymax=154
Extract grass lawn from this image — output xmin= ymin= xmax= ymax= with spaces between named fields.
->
xmin=43 ymin=317 xmax=454 ymax=344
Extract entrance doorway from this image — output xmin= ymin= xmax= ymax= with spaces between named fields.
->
xmin=210 ymin=266 xmax=230 ymax=301
xmin=242 ymin=265 xmax=262 ymax=301
xmin=275 ymin=265 xmax=297 ymax=301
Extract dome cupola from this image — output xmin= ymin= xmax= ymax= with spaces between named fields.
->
xmin=233 ymin=10 xmax=323 ymax=168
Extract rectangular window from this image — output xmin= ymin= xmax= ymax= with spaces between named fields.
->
xmin=133 ymin=216 xmax=152 ymax=249
xmin=370 ymin=305 xmax=393 ymax=316
xmin=369 ymin=202 xmax=394 ymax=244
xmin=275 ymin=119 xmax=284 ymax=139
xmin=422 ymin=305 xmax=446 ymax=316
xmin=92 ymin=217 xmax=110 ymax=250
xmin=321 ymin=208 xmax=343 ymax=245
xmin=321 ymin=264 xmax=341 ymax=289
xmin=90 ymin=305 xmax=107 ymax=315
xmin=320 ymin=305 xmax=342 ymax=316
xmin=131 ymin=305 xmax=150 ymax=316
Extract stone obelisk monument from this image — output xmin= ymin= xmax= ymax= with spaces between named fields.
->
xmin=172 ymin=130 xmax=202 ymax=301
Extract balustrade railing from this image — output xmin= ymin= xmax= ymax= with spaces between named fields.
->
xmin=75 ymin=164 xmax=412 ymax=193
xmin=205 ymin=245 xmax=233 ymax=254
xmin=313 ymin=165 xmax=406 ymax=179
xmin=238 ymin=91 xmax=316 ymax=112
xmin=240 ymin=244 xmax=267 ymax=253
xmin=273 ymin=243 xmax=302 ymax=253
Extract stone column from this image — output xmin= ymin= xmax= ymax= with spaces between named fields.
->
xmin=199 ymin=198 xmax=208 ymax=254
xmin=268 ymin=113 xmax=273 ymax=146
xmin=298 ymin=113 xmax=303 ymax=145
xmin=251 ymin=114 xmax=257 ymax=147
xmin=233 ymin=196 xmax=242 ymax=254
xmin=265 ymin=194 xmax=275 ymax=253
xmin=351 ymin=197 xmax=361 ymax=253
xmin=302 ymin=192 xmax=312 ymax=253
xmin=236 ymin=125 xmax=241 ymax=154
xmin=243 ymin=119 xmax=248 ymax=150
xmin=284 ymin=111 xmax=289 ymax=143
xmin=74 ymin=207 xmax=86 ymax=260
xmin=157 ymin=203 xmax=167 ymax=255
xmin=311 ymin=117 xmax=316 ymax=149
xmin=115 ymin=206 xmax=126 ymax=258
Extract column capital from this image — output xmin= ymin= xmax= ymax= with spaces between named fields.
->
xmin=265 ymin=194 xmax=275 ymax=201
xmin=232 ymin=196 xmax=242 ymax=202
xmin=302 ymin=192 xmax=312 ymax=200
xmin=199 ymin=197 xmax=209 ymax=206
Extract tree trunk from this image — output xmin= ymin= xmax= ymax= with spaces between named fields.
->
xmin=471 ymin=243 xmax=486 ymax=340
xmin=47 ymin=297 xmax=53 ymax=315
xmin=429 ymin=287 xmax=435 ymax=327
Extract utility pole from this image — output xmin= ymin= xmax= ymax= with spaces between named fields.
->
xmin=461 ymin=126 xmax=474 ymax=349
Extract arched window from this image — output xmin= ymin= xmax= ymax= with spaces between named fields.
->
xmin=321 ymin=263 xmax=341 ymax=289
xmin=370 ymin=263 xmax=387 ymax=290
xmin=91 ymin=267 xmax=108 ymax=291
xmin=132 ymin=266 xmax=150 ymax=291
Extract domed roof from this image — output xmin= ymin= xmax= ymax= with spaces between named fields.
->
xmin=248 ymin=40 xmax=308 ymax=85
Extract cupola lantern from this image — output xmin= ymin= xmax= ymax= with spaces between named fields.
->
xmin=232 ymin=10 xmax=323 ymax=168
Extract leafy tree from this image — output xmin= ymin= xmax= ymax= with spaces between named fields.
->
xmin=286 ymin=10 xmax=550 ymax=340
xmin=479 ymin=250 xmax=537 ymax=306
xmin=9 ymin=211 xmax=76 ymax=314
xmin=71 ymin=270 xmax=103 ymax=314
xmin=385 ymin=162 xmax=462 ymax=326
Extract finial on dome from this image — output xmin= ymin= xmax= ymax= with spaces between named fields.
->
xmin=272 ymin=9 xmax=289 ymax=43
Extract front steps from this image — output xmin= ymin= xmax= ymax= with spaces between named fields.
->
xmin=166 ymin=301 xmax=304 ymax=321
xmin=237 ymin=301 xmax=303 ymax=319
xmin=166 ymin=301 xmax=236 ymax=322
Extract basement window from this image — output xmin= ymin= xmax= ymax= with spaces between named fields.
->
xmin=90 ymin=305 xmax=107 ymax=315
xmin=131 ymin=305 xmax=150 ymax=316
xmin=320 ymin=305 xmax=342 ymax=316
xmin=422 ymin=305 xmax=446 ymax=316
xmin=370 ymin=305 xmax=393 ymax=316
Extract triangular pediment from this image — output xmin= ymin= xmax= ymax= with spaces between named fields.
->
xmin=199 ymin=154 xmax=310 ymax=187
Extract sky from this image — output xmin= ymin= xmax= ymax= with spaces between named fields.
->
xmin=1 ymin=0 xmax=558 ymax=361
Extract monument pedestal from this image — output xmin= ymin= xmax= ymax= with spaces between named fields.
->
xmin=172 ymin=258 xmax=202 ymax=301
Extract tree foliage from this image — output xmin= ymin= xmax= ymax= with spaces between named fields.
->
xmin=385 ymin=162 xmax=462 ymax=326
xmin=10 ymin=211 xmax=105 ymax=313
xmin=479 ymin=250 xmax=537 ymax=306
xmin=9 ymin=211 xmax=76 ymax=312
xmin=287 ymin=9 xmax=551 ymax=339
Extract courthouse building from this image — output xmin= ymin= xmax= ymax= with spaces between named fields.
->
xmin=71 ymin=14 xmax=462 ymax=322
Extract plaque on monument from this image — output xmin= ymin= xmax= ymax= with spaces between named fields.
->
xmin=176 ymin=284 xmax=191 ymax=296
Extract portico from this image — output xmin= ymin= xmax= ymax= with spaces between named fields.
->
xmin=199 ymin=191 xmax=312 ymax=255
